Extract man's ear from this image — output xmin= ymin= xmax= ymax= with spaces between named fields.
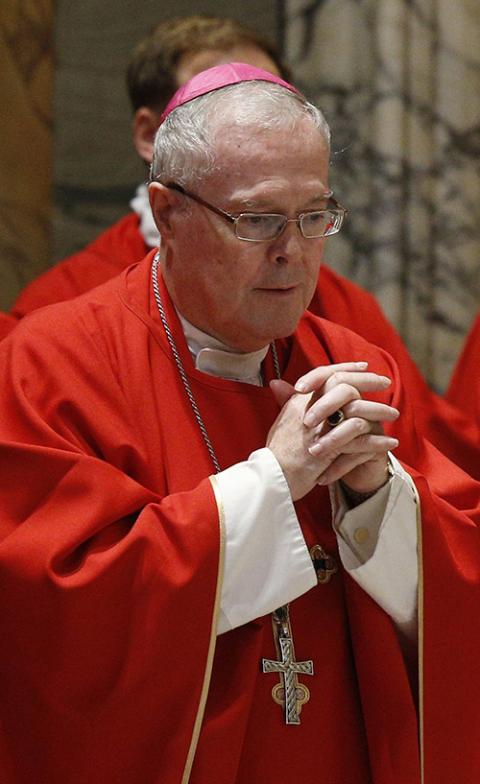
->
xmin=133 ymin=107 xmax=161 ymax=164
xmin=149 ymin=182 xmax=179 ymax=239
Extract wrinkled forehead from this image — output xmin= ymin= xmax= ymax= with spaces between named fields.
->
xmin=203 ymin=122 xmax=331 ymax=197
xmin=210 ymin=114 xmax=329 ymax=162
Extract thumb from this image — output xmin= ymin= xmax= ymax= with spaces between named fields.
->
xmin=269 ymin=379 xmax=297 ymax=407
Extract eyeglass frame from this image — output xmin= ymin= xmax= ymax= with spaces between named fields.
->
xmin=158 ymin=181 xmax=347 ymax=242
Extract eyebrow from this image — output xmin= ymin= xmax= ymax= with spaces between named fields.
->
xmin=235 ymin=191 xmax=333 ymax=212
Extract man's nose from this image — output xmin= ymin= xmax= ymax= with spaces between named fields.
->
xmin=268 ymin=219 xmax=304 ymax=261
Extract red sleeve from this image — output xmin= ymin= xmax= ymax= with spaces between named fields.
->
xmin=11 ymin=214 xmax=148 ymax=317
xmin=0 ymin=319 xmax=221 ymax=783
xmin=310 ymin=267 xmax=480 ymax=477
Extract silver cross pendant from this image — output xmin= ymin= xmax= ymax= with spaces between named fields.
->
xmin=262 ymin=605 xmax=314 ymax=725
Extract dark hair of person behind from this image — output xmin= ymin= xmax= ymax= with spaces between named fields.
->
xmin=126 ymin=15 xmax=290 ymax=113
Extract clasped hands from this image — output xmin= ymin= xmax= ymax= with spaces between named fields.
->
xmin=266 ymin=362 xmax=399 ymax=502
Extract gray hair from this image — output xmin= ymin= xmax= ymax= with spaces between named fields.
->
xmin=150 ymin=81 xmax=330 ymax=188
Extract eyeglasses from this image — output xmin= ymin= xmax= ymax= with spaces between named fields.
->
xmin=164 ymin=182 xmax=347 ymax=242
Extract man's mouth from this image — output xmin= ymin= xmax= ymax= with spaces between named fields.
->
xmin=256 ymin=285 xmax=298 ymax=292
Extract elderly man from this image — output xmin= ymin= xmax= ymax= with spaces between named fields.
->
xmin=0 ymin=65 xmax=479 ymax=784
xmin=7 ymin=16 xmax=478 ymax=478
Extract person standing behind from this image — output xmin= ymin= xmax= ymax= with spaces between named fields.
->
xmin=8 ymin=15 xmax=479 ymax=477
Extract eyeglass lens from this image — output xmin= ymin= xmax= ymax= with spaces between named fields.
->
xmin=235 ymin=210 xmax=344 ymax=241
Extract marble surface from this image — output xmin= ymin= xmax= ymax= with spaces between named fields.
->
xmin=281 ymin=0 xmax=480 ymax=390
xmin=0 ymin=0 xmax=54 ymax=309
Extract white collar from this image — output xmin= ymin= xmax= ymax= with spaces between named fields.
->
xmin=130 ymin=183 xmax=161 ymax=249
xmin=177 ymin=312 xmax=269 ymax=386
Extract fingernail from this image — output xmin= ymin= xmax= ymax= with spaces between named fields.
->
xmin=357 ymin=362 xmax=368 ymax=369
xmin=381 ymin=376 xmax=392 ymax=386
xmin=316 ymin=475 xmax=328 ymax=485
xmin=304 ymin=413 xmax=315 ymax=427
xmin=308 ymin=443 xmax=321 ymax=455
xmin=295 ymin=381 xmax=307 ymax=392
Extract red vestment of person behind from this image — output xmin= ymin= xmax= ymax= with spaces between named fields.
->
xmin=1 ymin=252 xmax=480 ymax=783
xmin=10 ymin=212 xmax=479 ymax=477
xmin=0 ymin=312 xmax=16 ymax=340
xmin=11 ymin=214 xmax=147 ymax=315
xmin=447 ymin=313 xmax=480 ymax=427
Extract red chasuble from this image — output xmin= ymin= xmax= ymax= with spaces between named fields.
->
xmin=1 ymin=252 xmax=480 ymax=784
xmin=9 ymin=213 xmax=479 ymax=476
xmin=447 ymin=313 xmax=480 ymax=428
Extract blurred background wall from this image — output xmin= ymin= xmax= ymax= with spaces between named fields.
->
xmin=1 ymin=0 xmax=479 ymax=391
xmin=0 ymin=0 xmax=54 ymax=309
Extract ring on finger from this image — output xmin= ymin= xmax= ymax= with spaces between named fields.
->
xmin=326 ymin=409 xmax=345 ymax=428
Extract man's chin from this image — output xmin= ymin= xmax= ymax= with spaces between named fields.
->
xmin=246 ymin=318 xmax=304 ymax=350
xmin=220 ymin=307 xmax=306 ymax=352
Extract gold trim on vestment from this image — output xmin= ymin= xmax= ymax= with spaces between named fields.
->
xmin=413 ymin=481 xmax=424 ymax=784
xmin=181 ymin=475 xmax=226 ymax=784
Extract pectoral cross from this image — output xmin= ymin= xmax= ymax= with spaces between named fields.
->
xmin=262 ymin=605 xmax=314 ymax=725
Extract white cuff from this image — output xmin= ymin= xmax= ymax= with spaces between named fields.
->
xmin=215 ymin=448 xmax=317 ymax=634
xmin=331 ymin=455 xmax=419 ymax=640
